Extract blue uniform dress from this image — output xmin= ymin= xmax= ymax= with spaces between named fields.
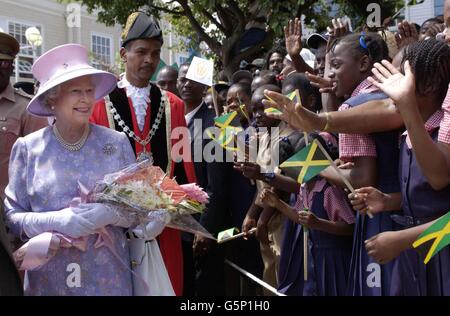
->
xmin=391 ymin=114 xmax=450 ymax=295
xmin=278 ymin=180 xmax=354 ymax=296
xmin=343 ymin=92 xmax=401 ymax=296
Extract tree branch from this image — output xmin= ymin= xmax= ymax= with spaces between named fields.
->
xmin=216 ymin=6 xmax=234 ymax=37
xmin=150 ymin=4 xmax=183 ymax=16
xmin=228 ymin=0 xmax=246 ymax=32
xmin=201 ymin=8 xmax=227 ymax=34
xmin=176 ymin=0 xmax=222 ymax=55
xmin=235 ymin=29 xmax=274 ymax=62
xmin=223 ymin=29 xmax=275 ymax=77
xmin=220 ymin=0 xmax=247 ymax=63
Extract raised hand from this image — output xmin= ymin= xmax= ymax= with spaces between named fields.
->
xmin=395 ymin=21 xmax=419 ymax=49
xmin=326 ymin=18 xmax=350 ymax=51
xmin=284 ymin=18 xmax=302 ymax=58
xmin=306 ymin=71 xmax=336 ymax=94
xmin=348 ymin=187 xmax=386 ymax=215
xmin=262 ymin=90 xmax=323 ymax=131
xmin=368 ymin=60 xmax=416 ymax=108
xmin=420 ymin=23 xmax=445 ymax=40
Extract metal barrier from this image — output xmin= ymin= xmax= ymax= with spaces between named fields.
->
xmin=225 ymin=259 xmax=286 ymax=296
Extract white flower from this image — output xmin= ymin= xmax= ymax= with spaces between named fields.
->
xmin=105 ymin=180 xmax=172 ymax=212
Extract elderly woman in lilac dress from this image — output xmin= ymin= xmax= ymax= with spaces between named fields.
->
xmin=3 ymin=44 xmax=140 ymax=295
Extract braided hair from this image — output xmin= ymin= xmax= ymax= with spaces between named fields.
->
xmin=329 ymin=32 xmax=390 ymax=64
xmin=402 ymin=38 xmax=450 ymax=102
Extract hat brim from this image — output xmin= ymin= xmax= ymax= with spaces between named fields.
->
xmin=0 ymin=53 xmax=14 ymax=60
xmin=0 ymin=32 xmax=20 ymax=57
xmin=307 ymin=34 xmax=328 ymax=50
xmin=27 ymin=67 xmax=117 ymax=117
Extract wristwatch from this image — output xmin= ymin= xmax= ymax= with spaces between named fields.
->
xmin=263 ymin=172 xmax=276 ymax=183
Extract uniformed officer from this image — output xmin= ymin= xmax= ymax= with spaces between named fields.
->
xmin=0 ymin=32 xmax=46 ymax=200
xmin=0 ymin=31 xmax=46 ymax=295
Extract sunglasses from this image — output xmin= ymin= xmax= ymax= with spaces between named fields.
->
xmin=0 ymin=60 xmax=13 ymax=69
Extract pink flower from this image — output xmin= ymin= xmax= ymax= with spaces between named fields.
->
xmin=180 ymin=183 xmax=209 ymax=204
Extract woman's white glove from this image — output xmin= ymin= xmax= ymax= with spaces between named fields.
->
xmin=76 ymin=203 xmax=121 ymax=229
xmin=76 ymin=203 xmax=137 ymax=229
xmin=132 ymin=212 xmax=170 ymax=240
xmin=23 ymin=207 xmax=96 ymax=239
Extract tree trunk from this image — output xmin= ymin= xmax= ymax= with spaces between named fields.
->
xmin=221 ymin=30 xmax=275 ymax=80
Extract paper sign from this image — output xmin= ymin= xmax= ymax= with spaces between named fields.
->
xmin=186 ymin=56 xmax=214 ymax=87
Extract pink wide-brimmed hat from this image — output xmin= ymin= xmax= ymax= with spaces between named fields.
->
xmin=27 ymin=43 xmax=117 ymax=117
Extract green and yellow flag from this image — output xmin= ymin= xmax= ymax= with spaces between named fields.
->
xmin=207 ymin=110 xmax=243 ymax=151
xmin=217 ymin=227 xmax=240 ymax=243
xmin=214 ymin=111 xmax=243 ymax=133
xmin=239 ymin=104 xmax=250 ymax=121
xmin=280 ymin=139 xmax=330 ymax=183
xmin=206 ymin=127 xmax=238 ymax=151
xmin=287 ymin=91 xmax=299 ymax=103
xmin=264 ymin=107 xmax=282 ymax=114
xmin=264 ymin=90 xmax=300 ymax=115
xmin=412 ymin=211 xmax=450 ymax=264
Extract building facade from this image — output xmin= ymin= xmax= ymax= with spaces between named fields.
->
xmin=0 ymin=0 xmax=189 ymax=83
xmin=405 ymin=0 xmax=445 ymax=25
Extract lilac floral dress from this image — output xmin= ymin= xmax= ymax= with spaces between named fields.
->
xmin=4 ymin=124 xmax=136 ymax=296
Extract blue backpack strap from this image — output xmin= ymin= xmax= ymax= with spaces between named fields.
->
xmin=344 ymin=92 xmax=388 ymax=108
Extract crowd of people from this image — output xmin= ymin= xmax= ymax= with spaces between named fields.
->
xmin=1 ymin=2 xmax=450 ymax=296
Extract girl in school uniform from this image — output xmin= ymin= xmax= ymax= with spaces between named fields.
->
xmin=349 ymin=38 xmax=450 ymax=295
xmin=314 ymin=32 xmax=402 ymax=296
xmin=261 ymin=166 xmax=355 ymax=296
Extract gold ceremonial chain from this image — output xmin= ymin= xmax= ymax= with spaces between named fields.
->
xmin=104 ymin=93 xmax=167 ymax=147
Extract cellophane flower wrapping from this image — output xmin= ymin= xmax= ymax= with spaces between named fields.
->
xmin=89 ymin=159 xmax=214 ymax=240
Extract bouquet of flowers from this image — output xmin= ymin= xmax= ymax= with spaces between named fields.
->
xmin=13 ymin=160 xmax=213 ymax=272
xmin=89 ymin=159 xmax=213 ymax=239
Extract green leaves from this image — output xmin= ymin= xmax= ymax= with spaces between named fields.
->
xmin=71 ymin=0 xmax=404 ymax=77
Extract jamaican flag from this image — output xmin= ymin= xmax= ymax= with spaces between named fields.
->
xmin=280 ymin=139 xmax=330 ymax=183
xmin=206 ymin=127 xmax=239 ymax=151
xmin=264 ymin=90 xmax=300 ymax=115
xmin=217 ymin=227 xmax=240 ymax=243
xmin=207 ymin=110 xmax=243 ymax=151
xmin=239 ymin=104 xmax=250 ymax=121
xmin=287 ymin=90 xmax=300 ymax=104
xmin=264 ymin=107 xmax=282 ymax=114
xmin=412 ymin=211 xmax=450 ymax=264
xmin=214 ymin=111 xmax=243 ymax=133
